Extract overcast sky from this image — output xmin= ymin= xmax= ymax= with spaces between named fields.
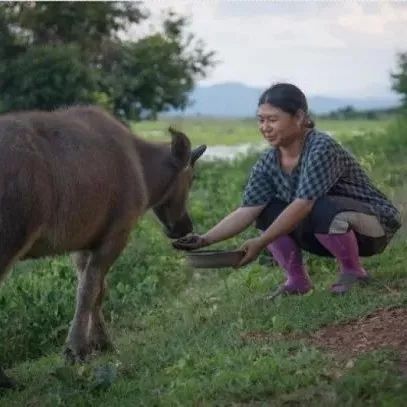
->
xmin=138 ymin=1 xmax=407 ymax=98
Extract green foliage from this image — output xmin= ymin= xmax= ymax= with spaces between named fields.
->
xmin=0 ymin=2 xmax=215 ymax=118
xmin=0 ymin=259 xmax=75 ymax=367
xmin=0 ymin=45 xmax=97 ymax=111
xmin=0 ymin=2 xmax=146 ymax=54
xmin=392 ymin=52 xmax=407 ymax=106
xmin=99 ymin=10 xmax=215 ymax=119
xmin=102 ymin=32 xmax=209 ymax=119
xmin=335 ymin=351 xmax=407 ymax=406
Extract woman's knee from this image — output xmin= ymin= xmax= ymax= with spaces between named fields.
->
xmin=309 ymin=196 xmax=344 ymax=234
xmin=310 ymin=196 xmax=380 ymax=235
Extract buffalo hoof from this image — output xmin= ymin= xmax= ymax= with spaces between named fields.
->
xmin=90 ymin=338 xmax=116 ymax=354
xmin=63 ymin=345 xmax=90 ymax=365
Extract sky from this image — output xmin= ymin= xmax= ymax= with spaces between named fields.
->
xmin=134 ymin=0 xmax=407 ymax=98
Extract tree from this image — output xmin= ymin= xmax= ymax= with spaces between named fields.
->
xmin=0 ymin=2 xmax=216 ymax=118
xmin=391 ymin=52 xmax=407 ymax=106
xmin=101 ymin=13 xmax=215 ymax=119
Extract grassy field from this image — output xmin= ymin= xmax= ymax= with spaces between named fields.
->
xmin=131 ymin=116 xmax=393 ymax=146
xmin=0 ymin=117 xmax=406 ymax=405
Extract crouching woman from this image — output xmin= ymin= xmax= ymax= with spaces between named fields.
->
xmin=174 ymin=83 xmax=401 ymax=295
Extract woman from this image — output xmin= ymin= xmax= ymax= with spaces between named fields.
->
xmin=174 ymin=83 xmax=401 ymax=295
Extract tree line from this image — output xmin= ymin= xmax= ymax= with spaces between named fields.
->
xmin=322 ymin=55 xmax=407 ymax=120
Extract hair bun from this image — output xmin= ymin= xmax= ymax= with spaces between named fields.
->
xmin=306 ymin=118 xmax=315 ymax=129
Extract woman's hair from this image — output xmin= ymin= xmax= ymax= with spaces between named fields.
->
xmin=258 ymin=83 xmax=315 ymax=128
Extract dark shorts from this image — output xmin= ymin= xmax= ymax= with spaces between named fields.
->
xmin=256 ymin=196 xmax=389 ymax=257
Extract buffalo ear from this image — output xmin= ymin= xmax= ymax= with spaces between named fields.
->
xmin=191 ymin=145 xmax=207 ymax=166
xmin=169 ymin=127 xmax=191 ymax=169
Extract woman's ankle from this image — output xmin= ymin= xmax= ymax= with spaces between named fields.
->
xmin=284 ymin=272 xmax=313 ymax=293
xmin=338 ymin=266 xmax=369 ymax=278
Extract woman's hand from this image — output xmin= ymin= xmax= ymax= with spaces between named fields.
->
xmin=237 ymin=237 xmax=265 ymax=267
xmin=172 ymin=234 xmax=209 ymax=251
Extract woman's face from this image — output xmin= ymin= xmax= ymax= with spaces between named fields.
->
xmin=257 ymin=103 xmax=305 ymax=148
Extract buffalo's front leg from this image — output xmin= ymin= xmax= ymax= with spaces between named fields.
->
xmin=88 ymin=230 xmax=130 ymax=353
xmin=64 ymin=259 xmax=103 ymax=363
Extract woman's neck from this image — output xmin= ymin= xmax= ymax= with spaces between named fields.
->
xmin=278 ymin=128 xmax=311 ymax=173
xmin=279 ymin=128 xmax=311 ymax=160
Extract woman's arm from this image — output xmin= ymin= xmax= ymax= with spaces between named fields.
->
xmin=203 ymin=205 xmax=266 ymax=244
xmin=173 ymin=205 xmax=265 ymax=250
xmin=238 ymin=198 xmax=315 ymax=266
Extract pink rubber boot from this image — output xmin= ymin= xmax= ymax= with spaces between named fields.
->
xmin=267 ymin=235 xmax=312 ymax=295
xmin=315 ymin=230 xmax=370 ymax=294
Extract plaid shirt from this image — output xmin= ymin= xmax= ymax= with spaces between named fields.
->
xmin=242 ymin=130 xmax=401 ymax=235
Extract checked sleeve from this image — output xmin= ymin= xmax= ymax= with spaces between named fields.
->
xmin=241 ymin=154 xmax=274 ymax=206
xmin=295 ymin=143 xmax=345 ymax=200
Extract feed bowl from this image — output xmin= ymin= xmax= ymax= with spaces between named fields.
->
xmin=185 ymin=249 xmax=245 ymax=269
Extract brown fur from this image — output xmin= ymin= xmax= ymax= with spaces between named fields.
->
xmin=0 ymin=106 xmax=205 ymax=386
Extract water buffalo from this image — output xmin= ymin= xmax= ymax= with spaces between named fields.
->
xmin=0 ymin=106 xmax=206 ymax=388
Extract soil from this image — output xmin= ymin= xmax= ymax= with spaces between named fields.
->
xmin=309 ymin=306 xmax=407 ymax=377
xmin=241 ymin=306 xmax=407 ymax=374
xmin=308 ymin=307 xmax=407 ymax=357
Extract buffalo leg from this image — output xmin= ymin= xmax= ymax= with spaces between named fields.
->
xmin=89 ymin=276 xmax=114 ymax=352
xmin=64 ymin=258 xmax=103 ymax=363
xmin=65 ymin=229 xmax=130 ymax=363
xmin=89 ymin=230 xmax=132 ymax=352
xmin=71 ymin=252 xmax=113 ymax=353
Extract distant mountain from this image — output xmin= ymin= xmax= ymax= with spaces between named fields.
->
xmin=173 ymin=82 xmax=401 ymax=117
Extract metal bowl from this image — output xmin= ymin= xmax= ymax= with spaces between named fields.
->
xmin=185 ymin=249 xmax=245 ymax=269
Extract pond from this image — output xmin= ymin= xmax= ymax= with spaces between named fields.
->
xmin=201 ymin=143 xmax=266 ymax=161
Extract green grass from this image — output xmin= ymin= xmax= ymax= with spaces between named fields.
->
xmin=0 ymin=117 xmax=406 ymax=405
xmin=131 ymin=117 xmax=393 ymax=146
